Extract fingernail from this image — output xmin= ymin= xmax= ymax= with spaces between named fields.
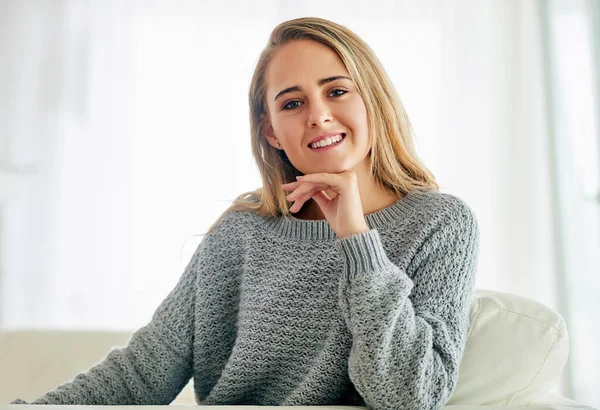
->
xmin=296 ymin=176 xmax=303 ymax=180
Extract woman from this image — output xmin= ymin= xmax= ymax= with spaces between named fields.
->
xmin=13 ymin=17 xmax=479 ymax=410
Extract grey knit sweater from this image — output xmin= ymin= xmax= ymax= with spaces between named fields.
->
xmin=13 ymin=188 xmax=479 ymax=409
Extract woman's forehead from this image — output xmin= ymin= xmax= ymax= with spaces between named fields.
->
xmin=266 ymin=40 xmax=350 ymax=96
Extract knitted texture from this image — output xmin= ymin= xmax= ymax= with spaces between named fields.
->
xmin=13 ymin=188 xmax=479 ymax=409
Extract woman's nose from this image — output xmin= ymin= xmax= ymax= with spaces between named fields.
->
xmin=307 ymin=98 xmax=332 ymax=127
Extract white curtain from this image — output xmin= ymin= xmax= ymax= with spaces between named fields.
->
xmin=1 ymin=0 xmax=598 ymax=405
xmin=540 ymin=0 xmax=600 ymax=404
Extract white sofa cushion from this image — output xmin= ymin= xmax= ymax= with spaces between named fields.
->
xmin=447 ymin=290 xmax=570 ymax=406
xmin=0 ymin=330 xmax=195 ymax=405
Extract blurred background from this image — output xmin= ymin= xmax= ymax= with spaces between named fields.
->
xmin=0 ymin=0 xmax=598 ymax=406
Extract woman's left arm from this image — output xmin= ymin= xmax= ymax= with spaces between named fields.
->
xmin=336 ymin=209 xmax=478 ymax=410
xmin=282 ymin=172 xmax=479 ymax=410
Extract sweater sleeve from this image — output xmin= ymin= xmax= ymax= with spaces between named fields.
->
xmin=10 ymin=241 xmax=205 ymax=405
xmin=336 ymin=205 xmax=479 ymax=410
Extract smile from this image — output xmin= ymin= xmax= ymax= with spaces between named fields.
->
xmin=309 ymin=133 xmax=346 ymax=150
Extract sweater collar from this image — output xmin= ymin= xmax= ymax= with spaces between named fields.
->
xmin=259 ymin=188 xmax=431 ymax=241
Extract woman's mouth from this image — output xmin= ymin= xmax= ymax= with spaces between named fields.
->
xmin=308 ymin=133 xmax=346 ymax=150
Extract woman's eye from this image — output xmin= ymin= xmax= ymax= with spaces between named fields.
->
xmin=282 ymin=100 xmax=302 ymax=110
xmin=329 ymin=89 xmax=347 ymax=97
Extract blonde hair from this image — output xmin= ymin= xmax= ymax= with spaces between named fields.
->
xmin=216 ymin=17 xmax=437 ymax=226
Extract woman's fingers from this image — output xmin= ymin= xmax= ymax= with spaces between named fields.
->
xmin=288 ymin=186 xmax=328 ymax=213
xmin=282 ymin=171 xmax=358 ymax=216
xmin=282 ymin=179 xmax=330 ymax=213
xmin=311 ymin=190 xmax=332 ymax=210
xmin=282 ymin=172 xmax=350 ymax=194
xmin=286 ymin=181 xmax=329 ymax=201
xmin=296 ymin=173 xmax=348 ymax=193
xmin=281 ymin=171 xmax=366 ymax=237
xmin=281 ymin=181 xmax=302 ymax=191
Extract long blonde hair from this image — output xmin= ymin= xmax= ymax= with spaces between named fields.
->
xmin=217 ymin=17 xmax=437 ymax=226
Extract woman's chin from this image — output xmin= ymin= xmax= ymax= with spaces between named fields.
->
xmin=307 ymin=163 xmax=353 ymax=175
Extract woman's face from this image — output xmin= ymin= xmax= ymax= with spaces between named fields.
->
xmin=264 ymin=39 xmax=371 ymax=176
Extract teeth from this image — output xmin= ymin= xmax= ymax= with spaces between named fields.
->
xmin=310 ymin=134 xmax=343 ymax=149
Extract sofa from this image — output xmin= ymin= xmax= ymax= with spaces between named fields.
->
xmin=0 ymin=290 xmax=596 ymax=409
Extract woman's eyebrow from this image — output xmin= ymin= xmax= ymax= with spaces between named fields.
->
xmin=318 ymin=75 xmax=352 ymax=86
xmin=274 ymin=75 xmax=352 ymax=101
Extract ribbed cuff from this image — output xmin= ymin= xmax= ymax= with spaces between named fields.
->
xmin=336 ymin=229 xmax=393 ymax=278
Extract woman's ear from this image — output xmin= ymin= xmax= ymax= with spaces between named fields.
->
xmin=262 ymin=117 xmax=282 ymax=149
